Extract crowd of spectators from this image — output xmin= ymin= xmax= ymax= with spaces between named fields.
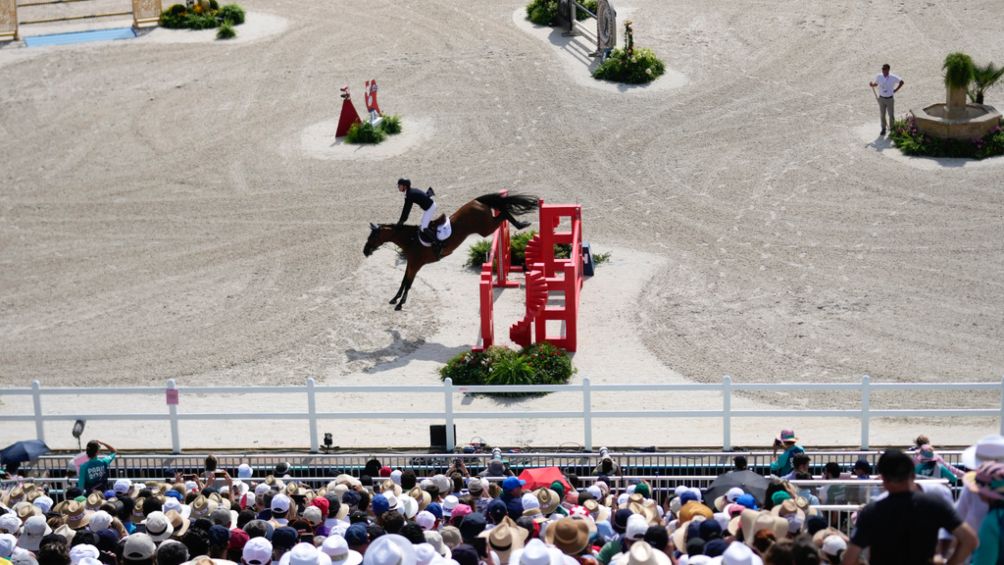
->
xmin=1 ymin=433 xmax=1004 ymax=565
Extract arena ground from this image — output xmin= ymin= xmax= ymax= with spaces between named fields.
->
xmin=1 ymin=0 xmax=1002 ymax=450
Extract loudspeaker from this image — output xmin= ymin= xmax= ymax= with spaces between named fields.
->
xmin=430 ymin=425 xmax=457 ymax=449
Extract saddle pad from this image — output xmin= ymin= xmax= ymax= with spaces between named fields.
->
xmin=419 ymin=217 xmax=452 ymax=247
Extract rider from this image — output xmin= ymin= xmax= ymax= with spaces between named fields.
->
xmin=396 ymin=178 xmax=439 ymax=245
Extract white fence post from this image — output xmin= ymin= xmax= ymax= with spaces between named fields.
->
xmin=31 ymin=380 xmax=45 ymax=443
xmin=722 ymin=375 xmax=732 ymax=450
xmin=999 ymin=375 xmax=1004 ymax=435
xmin=167 ymin=379 xmax=181 ymax=454
xmin=307 ymin=378 xmax=319 ymax=453
xmin=582 ymin=377 xmax=593 ymax=451
xmin=444 ymin=378 xmax=455 ymax=451
xmin=860 ymin=375 xmax=871 ymax=450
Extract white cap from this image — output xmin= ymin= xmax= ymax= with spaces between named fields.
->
xmin=624 ymin=514 xmax=648 ymax=541
xmin=88 ymin=511 xmax=113 ymax=532
xmin=280 ymin=542 xmax=332 ymax=565
xmin=69 ymin=544 xmax=100 ymax=565
xmin=238 ymin=464 xmax=253 ymax=479
xmin=0 ymin=534 xmax=16 ymax=559
xmin=416 ymin=511 xmax=436 ymax=531
xmin=113 ymin=479 xmax=133 ymax=495
xmin=243 ymin=537 xmax=273 ymax=565
xmin=521 ymin=493 xmax=540 ymax=511
xmin=0 ymin=515 xmax=20 ymax=535
xmin=272 ymin=494 xmax=292 ymax=514
xmin=586 ymin=486 xmax=602 ymax=500
xmin=821 ymin=535 xmax=847 ymax=557
xmin=255 ymin=483 xmax=271 ymax=497
xmin=32 ymin=496 xmax=54 ymax=515
xmin=390 ymin=470 xmax=402 ymax=485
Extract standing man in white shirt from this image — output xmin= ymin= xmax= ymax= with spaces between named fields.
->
xmin=869 ymin=63 xmax=905 ymax=135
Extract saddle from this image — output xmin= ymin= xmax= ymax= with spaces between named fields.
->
xmin=419 ymin=215 xmax=452 ymax=246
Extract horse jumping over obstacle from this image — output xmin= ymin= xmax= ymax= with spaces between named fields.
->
xmin=363 ymin=192 xmax=538 ymax=311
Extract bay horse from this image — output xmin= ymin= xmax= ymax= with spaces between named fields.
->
xmin=363 ymin=192 xmax=538 ymax=310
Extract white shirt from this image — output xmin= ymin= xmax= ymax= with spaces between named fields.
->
xmin=874 ymin=73 xmax=901 ymax=97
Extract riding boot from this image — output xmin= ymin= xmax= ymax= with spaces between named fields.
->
xmin=433 ymin=240 xmax=444 ymax=259
xmin=420 ymin=227 xmax=435 ymax=244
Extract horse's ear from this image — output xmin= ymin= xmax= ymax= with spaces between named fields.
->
xmin=370 ymin=223 xmax=379 ymax=231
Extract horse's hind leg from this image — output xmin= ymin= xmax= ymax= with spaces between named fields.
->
xmin=394 ymin=266 xmax=419 ymax=311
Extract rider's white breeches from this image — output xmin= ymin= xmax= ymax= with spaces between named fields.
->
xmin=420 ymin=202 xmax=437 ymax=230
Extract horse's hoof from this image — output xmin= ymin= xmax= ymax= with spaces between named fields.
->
xmin=389 ymin=298 xmax=398 ymax=304
xmin=394 ymin=304 xmax=403 ymax=311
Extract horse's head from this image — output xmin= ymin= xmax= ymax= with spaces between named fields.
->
xmin=363 ymin=223 xmax=387 ymax=257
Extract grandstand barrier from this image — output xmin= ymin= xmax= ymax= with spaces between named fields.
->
xmin=2 ymin=0 xmax=161 ymax=41
xmin=2 ymin=376 xmax=1003 ymax=453
xmin=473 ymin=190 xmax=521 ymax=352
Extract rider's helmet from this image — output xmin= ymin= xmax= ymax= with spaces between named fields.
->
xmin=397 ymin=178 xmax=411 ymax=189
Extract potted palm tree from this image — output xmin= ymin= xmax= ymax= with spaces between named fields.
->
xmin=968 ymin=62 xmax=1004 ymax=105
xmin=943 ymin=52 xmax=975 ymax=118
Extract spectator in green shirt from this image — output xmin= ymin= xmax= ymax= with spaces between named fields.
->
xmin=77 ymin=439 xmax=117 ymax=493
xmin=769 ymin=429 xmax=805 ymax=476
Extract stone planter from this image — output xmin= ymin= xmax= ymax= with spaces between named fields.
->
xmin=914 ymin=85 xmax=1001 ymax=140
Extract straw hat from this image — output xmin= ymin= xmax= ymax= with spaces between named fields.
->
xmin=165 ymin=509 xmax=190 ymax=539
xmin=380 ymin=481 xmax=402 ymax=498
xmin=739 ymin=510 xmax=788 ymax=542
xmin=409 ymin=487 xmax=431 ymax=510
xmin=535 ymin=489 xmax=561 ymax=516
xmin=64 ymin=501 xmax=91 ymax=530
xmin=544 ymin=517 xmax=590 ymax=556
xmin=613 ymin=541 xmax=669 ymax=565
xmin=479 ymin=516 xmax=527 ymax=564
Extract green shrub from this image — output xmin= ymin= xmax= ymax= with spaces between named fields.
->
xmin=378 ymin=114 xmax=403 ymax=135
xmin=440 ymin=350 xmax=489 ymax=386
xmin=593 ymin=251 xmax=612 ymax=265
xmin=186 ymin=12 xmax=219 ymax=29
xmin=523 ymin=342 xmax=575 ymax=384
xmin=593 ymin=47 xmax=665 ymax=84
xmin=890 ymin=116 xmax=1004 ymax=160
xmin=526 ymin=0 xmax=595 ymax=26
xmin=465 ymin=239 xmax=493 ymax=268
xmin=345 ymin=121 xmax=387 ymax=144
xmin=943 ymin=52 xmax=975 ymax=89
xmin=441 ymin=344 xmax=575 ymax=398
xmin=209 ymin=0 xmax=219 ymax=9
xmin=216 ymin=21 xmax=236 ymax=39
xmin=219 ymin=3 xmax=245 ymax=25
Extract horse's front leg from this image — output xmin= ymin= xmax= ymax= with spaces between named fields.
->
xmin=389 ymin=273 xmax=408 ymax=304
xmin=394 ymin=263 xmax=420 ymax=311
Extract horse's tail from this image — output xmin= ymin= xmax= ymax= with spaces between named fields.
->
xmin=475 ymin=192 xmax=539 ymax=217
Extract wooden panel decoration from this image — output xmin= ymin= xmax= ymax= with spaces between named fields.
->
xmin=132 ymin=0 xmax=162 ymax=28
xmin=0 ymin=0 xmax=17 ymax=42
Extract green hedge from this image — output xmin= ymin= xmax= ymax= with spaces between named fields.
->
xmin=345 ymin=115 xmax=404 ymax=145
xmin=440 ymin=343 xmax=574 ymax=398
xmin=891 ymin=116 xmax=1004 ymax=160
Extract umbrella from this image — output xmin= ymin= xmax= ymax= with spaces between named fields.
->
xmin=704 ymin=470 xmax=769 ymax=506
xmin=0 ymin=440 xmax=50 ymax=465
xmin=517 ymin=467 xmax=572 ymax=493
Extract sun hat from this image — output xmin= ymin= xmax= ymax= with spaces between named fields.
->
xmin=678 ymin=502 xmax=713 ymax=525
xmin=536 ymin=489 xmax=561 ymax=516
xmin=821 ymin=535 xmax=847 ymax=558
xmin=279 ymin=543 xmax=333 ymax=565
xmin=10 ymin=547 xmax=38 ymax=565
xmin=614 ymin=541 xmax=668 ymax=565
xmin=0 ymin=515 xmax=20 ymax=535
xmin=362 ymin=534 xmax=417 ymax=565
xmin=624 ymin=514 xmax=649 ymax=542
xmin=718 ymin=541 xmax=764 ymax=565
xmin=68 ymin=544 xmax=99 ymax=565
xmin=502 ymin=477 xmax=526 ymax=493
xmin=399 ymin=496 xmax=418 ymax=519
xmin=963 ymin=435 xmax=1004 ymax=469
xmin=545 ymin=517 xmax=589 ymax=556
xmin=507 ymin=538 xmax=561 ymax=565
xmin=123 ymin=533 xmax=157 ymax=562
xmin=32 ymin=496 xmax=54 ymax=515
xmin=165 ymin=509 xmax=190 ymax=539
xmin=964 ymin=462 xmax=1004 ymax=501
xmin=413 ymin=544 xmax=438 ymax=565
xmin=776 ymin=430 xmax=798 ymax=444
xmin=415 ymin=511 xmax=436 ymax=531
xmin=441 ymin=496 xmax=459 ymax=517
xmin=321 ymin=535 xmax=363 ymax=565
xmin=440 ymin=526 xmax=462 ymax=549
xmin=713 ymin=488 xmax=745 ymax=512
xmin=87 ymin=511 xmax=113 ymax=533
xmin=423 ymin=531 xmax=451 ymax=559
xmin=243 ymin=536 xmax=273 ymax=565
xmin=739 ymin=510 xmax=787 ymax=543
xmin=143 ymin=511 xmax=174 ymax=542
xmin=64 ymin=501 xmax=91 ymax=530
xmin=20 ymin=515 xmax=53 ymax=551
xmin=85 ymin=493 xmax=103 ymax=512
xmin=479 ymin=516 xmax=526 ymax=563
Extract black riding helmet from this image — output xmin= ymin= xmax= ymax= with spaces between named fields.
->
xmin=397 ymin=178 xmax=411 ymax=188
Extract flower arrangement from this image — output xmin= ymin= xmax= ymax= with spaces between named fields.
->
xmin=160 ymin=2 xmax=245 ymax=37
xmin=890 ymin=115 xmax=1004 ymax=160
xmin=440 ymin=343 xmax=575 ymax=397
xmin=592 ymin=21 xmax=665 ymax=84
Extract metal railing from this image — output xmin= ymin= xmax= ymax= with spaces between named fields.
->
xmin=2 ymin=377 xmax=1001 ymax=453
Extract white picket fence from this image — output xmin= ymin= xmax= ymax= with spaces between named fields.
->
xmin=2 ymin=376 xmax=1002 ymax=454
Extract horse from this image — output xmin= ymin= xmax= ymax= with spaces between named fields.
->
xmin=363 ymin=192 xmax=538 ymax=310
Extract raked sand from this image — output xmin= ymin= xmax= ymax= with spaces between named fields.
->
xmin=1 ymin=0 xmax=1002 ymax=450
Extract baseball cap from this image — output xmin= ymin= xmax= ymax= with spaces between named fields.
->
xmin=238 ymin=464 xmax=253 ymax=479
xmin=272 ymin=527 xmax=299 ymax=550
xmin=122 ymin=534 xmax=157 ymax=561
xmin=822 ymin=535 xmax=847 ymax=557
xmin=501 ymin=477 xmax=526 ymax=492
xmin=272 ymin=494 xmax=292 ymax=514
xmin=243 ymin=537 xmax=273 ymax=565
xmin=415 ymin=511 xmax=436 ymax=531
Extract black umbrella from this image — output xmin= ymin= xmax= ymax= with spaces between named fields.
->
xmin=0 ymin=439 xmax=50 ymax=465
xmin=704 ymin=470 xmax=769 ymax=506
